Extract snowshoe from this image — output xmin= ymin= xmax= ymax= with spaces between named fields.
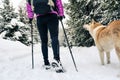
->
xmin=42 ymin=65 xmax=51 ymax=70
xmin=51 ymin=60 xmax=65 ymax=73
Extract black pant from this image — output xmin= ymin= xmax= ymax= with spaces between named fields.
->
xmin=37 ymin=14 xmax=60 ymax=64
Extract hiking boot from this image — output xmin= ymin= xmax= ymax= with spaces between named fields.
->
xmin=51 ymin=59 xmax=62 ymax=69
xmin=44 ymin=64 xmax=51 ymax=70
xmin=51 ymin=59 xmax=64 ymax=73
xmin=44 ymin=60 xmax=51 ymax=70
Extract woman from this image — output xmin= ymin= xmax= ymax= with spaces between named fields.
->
xmin=26 ymin=0 xmax=64 ymax=69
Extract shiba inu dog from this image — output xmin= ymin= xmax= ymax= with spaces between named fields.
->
xmin=83 ymin=20 xmax=120 ymax=65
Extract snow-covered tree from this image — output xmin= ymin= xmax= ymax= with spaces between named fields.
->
xmin=0 ymin=0 xmax=16 ymax=34
xmin=0 ymin=0 xmax=31 ymax=45
xmin=0 ymin=0 xmax=17 ymax=24
xmin=18 ymin=6 xmax=40 ymax=45
xmin=0 ymin=0 xmax=18 ymax=39
xmin=65 ymin=0 xmax=120 ymax=47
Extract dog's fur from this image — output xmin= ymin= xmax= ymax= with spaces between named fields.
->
xmin=83 ymin=20 xmax=120 ymax=65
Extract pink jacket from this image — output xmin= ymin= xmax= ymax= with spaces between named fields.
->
xmin=26 ymin=0 xmax=64 ymax=18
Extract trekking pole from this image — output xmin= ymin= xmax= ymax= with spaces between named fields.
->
xmin=30 ymin=22 xmax=34 ymax=69
xmin=60 ymin=20 xmax=78 ymax=72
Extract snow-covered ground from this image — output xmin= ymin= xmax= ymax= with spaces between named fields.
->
xmin=0 ymin=39 xmax=120 ymax=80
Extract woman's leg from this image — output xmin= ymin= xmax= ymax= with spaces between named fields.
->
xmin=37 ymin=16 xmax=49 ymax=65
xmin=47 ymin=14 xmax=60 ymax=61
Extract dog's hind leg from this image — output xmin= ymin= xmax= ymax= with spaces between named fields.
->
xmin=115 ymin=46 xmax=120 ymax=62
xmin=112 ymin=27 xmax=120 ymax=62
xmin=98 ymin=50 xmax=105 ymax=65
xmin=106 ymin=52 xmax=110 ymax=64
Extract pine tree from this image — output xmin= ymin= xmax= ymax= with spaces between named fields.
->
xmin=18 ymin=6 xmax=40 ymax=45
xmin=65 ymin=0 xmax=120 ymax=47
xmin=0 ymin=0 xmax=18 ymax=39
xmin=0 ymin=0 xmax=13 ymax=34
xmin=0 ymin=0 xmax=31 ymax=45
xmin=0 ymin=0 xmax=17 ymax=24
xmin=18 ymin=7 xmax=27 ymax=24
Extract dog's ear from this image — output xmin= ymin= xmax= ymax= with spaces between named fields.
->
xmin=92 ymin=19 xmax=94 ymax=22
xmin=92 ymin=19 xmax=96 ymax=24
xmin=92 ymin=19 xmax=95 ymax=22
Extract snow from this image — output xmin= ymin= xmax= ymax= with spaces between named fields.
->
xmin=10 ymin=18 xmax=25 ymax=27
xmin=0 ymin=31 xmax=7 ymax=38
xmin=10 ymin=18 xmax=18 ymax=26
xmin=0 ymin=39 xmax=120 ymax=80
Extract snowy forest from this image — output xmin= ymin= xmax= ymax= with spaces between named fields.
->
xmin=65 ymin=0 xmax=120 ymax=47
xmin=0 ymin=0 xmax=120 ymax=47
xmin=0 ymin=0 xmax=40 ymax=46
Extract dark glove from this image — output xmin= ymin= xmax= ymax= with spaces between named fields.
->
xmin=29 ymin=18 xmax=33 ymax=24
xmin=58 ymin=15 xmax=65 ymax=21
